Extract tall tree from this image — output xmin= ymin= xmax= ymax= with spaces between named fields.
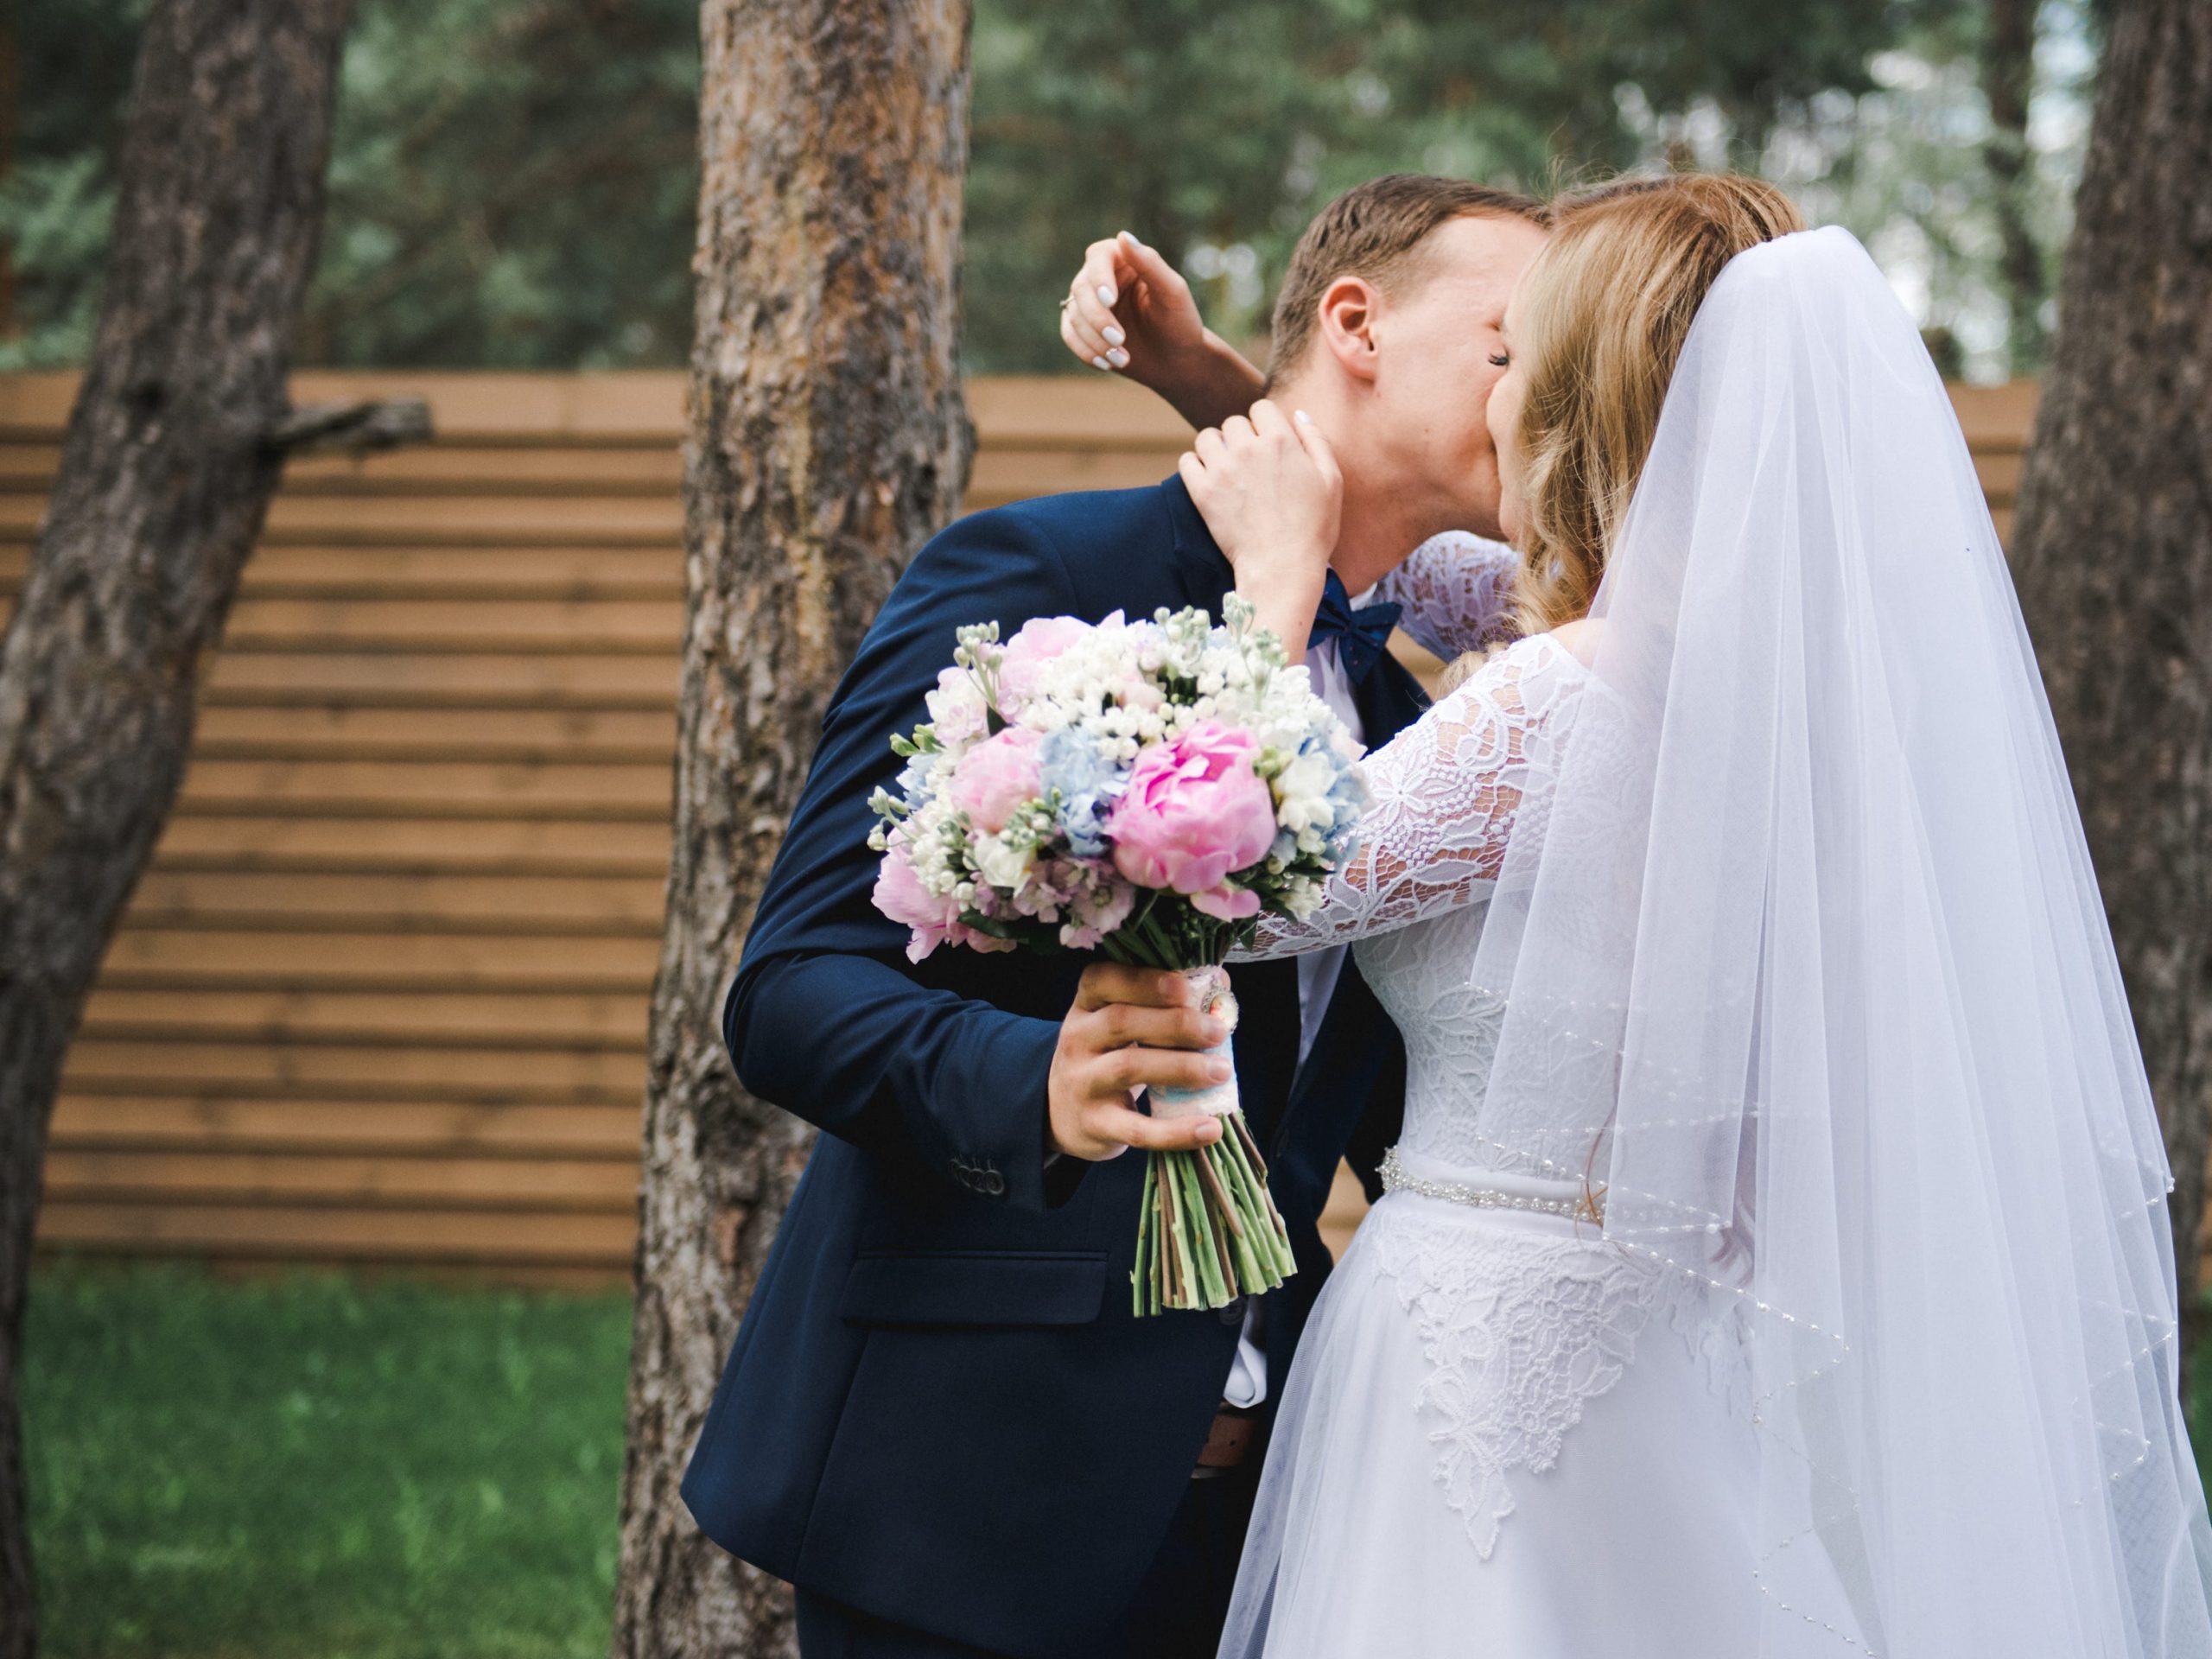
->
xmin=2009 ymin=0 xmax=2212 ymax=1370
xmin=0 ymin=2 xmax=354 ymax=1651
xmin=1981 ymin=0 xmax=2047 ymax=372
xmin=611 ymin=1 xmax=974 ymax=1653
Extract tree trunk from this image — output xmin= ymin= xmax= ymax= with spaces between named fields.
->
xmin=611 ymin=2 xmax=973 ymax=1653
xmin=2009 ymin=0 xmax=2212 ymax=1382
xmin=0 ymin=3 xmax=352 ymax=1652
xmin=1981 ymin=0 xmax=2046 ymax=373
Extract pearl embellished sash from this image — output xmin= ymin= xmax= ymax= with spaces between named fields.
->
xmin=1377 ymin=1145 xmax=1605 ymax=1225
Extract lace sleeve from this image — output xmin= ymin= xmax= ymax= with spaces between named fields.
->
xmin=1370 ymin=531 xmax=1522 ymax=660
xmin=1235 ymin=634 xmax=1583 ymax=958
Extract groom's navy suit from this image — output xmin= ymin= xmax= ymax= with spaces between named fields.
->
xmin=680 ymin=476 xmax=1427 ymax=1657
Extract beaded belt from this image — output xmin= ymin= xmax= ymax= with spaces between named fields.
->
xmin=1378 ymin=1147 xmax=1605 ymax=1224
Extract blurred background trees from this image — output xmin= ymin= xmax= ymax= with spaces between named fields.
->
xmin=7 ymin=0 xmax=2095 ymax=381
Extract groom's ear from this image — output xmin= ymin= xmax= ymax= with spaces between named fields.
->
xmin=1315 ymin=275 xmax=1383 ymax=385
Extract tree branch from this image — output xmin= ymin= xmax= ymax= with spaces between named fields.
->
xmin=263 ymin=396 xmax=433 ymax=455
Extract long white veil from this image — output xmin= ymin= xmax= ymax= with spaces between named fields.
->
xmin=1460 ymin=226 xmax=2212 ymax=1655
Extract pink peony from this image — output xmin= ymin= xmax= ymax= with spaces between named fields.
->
xmin=997 ymin=614 xmax=1092 ymax=715
xmin=873 ymin=837 xmax=963 ymax=963
xmin=1108 ymin=721 xmax=1278 ymax=911
xmin=874 ymin=836 xmax=1011 ymax=961
xmin=948 ymin=726 xmax=1043 ymax=834
xmin=1190 ymin=882 xmax=1261 ymax=922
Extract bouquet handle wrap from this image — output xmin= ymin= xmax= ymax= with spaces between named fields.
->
xmin=1147 ymin=969 xmax=1240 ymax=1120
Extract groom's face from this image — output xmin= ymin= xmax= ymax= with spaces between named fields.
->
xmin=1368 ymin=213 xmax=1548 ymax=540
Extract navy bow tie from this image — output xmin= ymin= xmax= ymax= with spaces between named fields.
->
xmin=1307 ymin=571 xmax=1402 ymax=687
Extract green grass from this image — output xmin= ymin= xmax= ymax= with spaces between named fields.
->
xmin=21 ymin=1257 xmax=2212 ymax=1657
xmin=22 ymin=1257 xmax=632 ymax=1659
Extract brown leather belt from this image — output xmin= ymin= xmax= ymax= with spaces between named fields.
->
xmin=1193 ymin=1404 xmax=1262 ymax=1476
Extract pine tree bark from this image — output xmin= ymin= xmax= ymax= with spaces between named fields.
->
xmin=612 ymin=3 xmax=973 ymax=1653
xmin=0 ymin=3 xmax=352 ymax=1652
xmin=1981 ymin=0 xmax=2046 ymax=372
xmin=2009 ymin=0 xmax=2212 ymax=1376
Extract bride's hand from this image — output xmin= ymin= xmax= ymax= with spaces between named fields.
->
xmin=1060 ymin=232 xmax=1265 ymax=430
xmin=1179 ymin=400 xmax=1340 ymax=658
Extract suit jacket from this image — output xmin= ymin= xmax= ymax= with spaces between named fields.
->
xmin=679 ymin=475 xmax=1427 ymax=1657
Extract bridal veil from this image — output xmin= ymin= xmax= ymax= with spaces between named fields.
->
xmin=1439 ymin=226 xmax=2211 ymax=1655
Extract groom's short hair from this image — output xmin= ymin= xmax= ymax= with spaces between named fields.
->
xmin=1266 ymin=175 xmax=1547 ymax=386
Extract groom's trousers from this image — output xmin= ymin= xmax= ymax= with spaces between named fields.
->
xmin=792 ymin=1461 xmax=1261 ymax=1659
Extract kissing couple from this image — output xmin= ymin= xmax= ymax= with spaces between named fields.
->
xmin=680 ymin=171 xmax=2212 ymax=1657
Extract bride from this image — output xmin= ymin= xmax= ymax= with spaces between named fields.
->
xmin=1090 ymin=174 xmax=2212 ymax=1656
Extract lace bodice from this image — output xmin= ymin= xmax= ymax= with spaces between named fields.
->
xmin=1234 ymin=630 xmax=1586 ymax=1166
xmin=1242 ymin=632 xmax=1584 ymax=959
xmin=1368 ymin=531 xmax=1521 ymax=662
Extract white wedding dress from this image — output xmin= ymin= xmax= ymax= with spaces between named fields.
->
xmin=1227 ymin=626 xmax=1767 ymax=1657
xmin=1219 ymin=229 xmax=2212 ymax=1659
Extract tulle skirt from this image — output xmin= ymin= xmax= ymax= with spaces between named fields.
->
xmin=1220 ymin=1160 xmax=1771 ymax=1658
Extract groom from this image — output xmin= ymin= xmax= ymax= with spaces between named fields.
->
xmin=680 ymin=175 xmax=1548 ymax=1659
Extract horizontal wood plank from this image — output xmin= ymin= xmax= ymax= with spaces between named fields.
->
xmin=97 ymin=928 xmax=660 ymax=991
xmin=200 ymin=650 xmax=679 ymax=708
xmin=3 ymin=440 xmax=684 ymax=496
xmin=124 ymin=870 xmax=668 ymax=935
xmin=60 ymin=1038 xmax=647 ymax=1103
xmin=80 ymin=989 xmax=650 ymax=1049
xmin=0 ymin=543 xmax=683 ymax=600
xmin=44 ymin=1148 xmax=639 ymax=1211
xmin=50 ymin=1096 xmax=642 ymax=1158
xmin=219 ymin=595 xmax=681 ymax=652
xmin=35 ymin=1201 xmax=637 ymax=1266
xmin=149 ymin=815 xmax=671 ymax=876
xmin=192 ymin=705 xmax=677 ymax=763
xmin=176 ymin=758 xmax=674 ymax=817
xmin=0 ymin=369 xmax=686 ymax=443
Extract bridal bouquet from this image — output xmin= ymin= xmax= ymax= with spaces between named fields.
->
xmin=868 ymin=597 xmax=1368 ymax=1314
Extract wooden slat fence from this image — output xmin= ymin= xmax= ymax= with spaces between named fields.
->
xmin=2 ymin=371 xmax=2039 ymax=1286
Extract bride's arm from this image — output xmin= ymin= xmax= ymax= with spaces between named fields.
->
xmin=1178 ymin=401 xmax=1339 ymax=658
xmin=1235 ymin=633 xmax=1581 ymax=959
xmin=1059 ymin=232 xmax=1265 ymax=430
xmin=1368 ymin=532 xmax=1522 ymax=660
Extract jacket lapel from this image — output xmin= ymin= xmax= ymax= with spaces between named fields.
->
xmin=1162 ymin=473 xmax=1234 ymax=615
xmin=1354 ymin=648 xmax=1431 ymax=746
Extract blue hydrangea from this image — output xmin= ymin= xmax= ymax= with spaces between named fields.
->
xmin=1039 ymin=727 xmax=1128 ymax=860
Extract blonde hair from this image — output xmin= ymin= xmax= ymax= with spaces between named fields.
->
xmin=1506 ymin=173 xmax=1805 ymax=635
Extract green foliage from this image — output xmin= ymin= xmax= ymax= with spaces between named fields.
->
xmin=301 ymin=0 xmax=700 ymax=368
xmin=10 ymin=0 xmax=2069 ymax=378
xmin=961 ymin=0 xmax=1970 ymax=368
xmin=23 ymin=1259 xmax=630 ymax=1659
xmin=0 ymin=0 xmax=147 ymax=370
xmin=8 ymin=0 xmax=699 ymax=372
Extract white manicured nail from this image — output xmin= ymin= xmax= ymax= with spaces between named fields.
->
xmin=1107 ymin=347 xmax=1129 ymax=368
xmin=1294 ymin=409 xmax=1313 ymax=424
xmin=1119 ymin=229 xmax=1138 ymax=247
xmin=1097 ymin=284 xmax=1116 ymax=306
xmin=1103 ymin=325 xmax=1126 ymax=347
xmin=1093 ymin=355 xmax=1112 ymax=371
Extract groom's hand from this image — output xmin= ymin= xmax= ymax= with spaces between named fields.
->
xmin=1047 ymin=963 xmax=1233 ymax=1161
